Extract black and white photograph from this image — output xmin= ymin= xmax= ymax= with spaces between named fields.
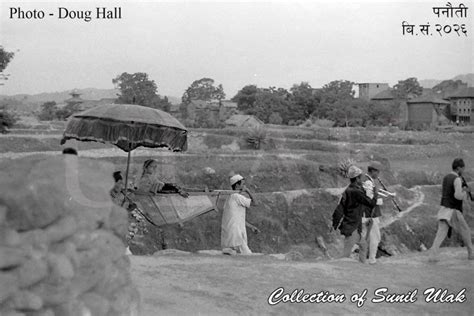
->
xmin=0 ymin=0 xmax=473 ymax=315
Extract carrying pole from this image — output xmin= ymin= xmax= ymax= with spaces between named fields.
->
xmin=124 ymin=146 xmax=131 ymax=192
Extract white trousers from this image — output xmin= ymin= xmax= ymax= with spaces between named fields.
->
xmin=362 ymin=217 xmax=381 ymax=260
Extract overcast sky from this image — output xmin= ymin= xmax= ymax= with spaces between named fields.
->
xmin=1 ymin=0 xmax=472 ymax=98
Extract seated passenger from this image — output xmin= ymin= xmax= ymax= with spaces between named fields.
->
xmin=136 ymin=159 xmax=189 ymax=197
xmin=110 ymin=171 xmax=137 ymax=209
xmin=110 ymin=171 xmax=126 ymax=206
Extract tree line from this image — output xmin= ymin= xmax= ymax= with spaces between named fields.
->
xmin=36 ymin=71 xmax=457 ymax=127
xmin=107 ymin=72 xmax=431 ymax=127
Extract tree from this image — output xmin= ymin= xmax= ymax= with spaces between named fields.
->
xmin=0 ymin=106 xmax=17 ymax=132
xmin=246 ymin=126 xmax=267 ymax=150
xmin=151 ymin=95 xmax=172 ymax=112
xmin=233 ymin=84 xmax=311 ymax=124
xmin=318 ymin=80 xmax=355 ymax=104
xmin=393 ymin=77 xmax=423 ymax=99
xmin=113 ymin=72 xmax=157 ymax=106
xmin=290 ymin=82 xmax=319 ymax=118
xmin=182 ymin=78 xmax=225 ymax=104
xmin=252 ymin=87 xmax=294 ymax=124
xmin=268 ymin=112 xmax=283 ymax=125
xmin=38 ymin=101 xmax=59 ymax=121
xmin=232 ymin=85 xmax=258 ymax=113
xmin=0 ymin=46 xmax=16 ymax=132
xmin=0 ymin=46 xmax=15 ymax=78
xmin=432 ymin=80 xmax=467 ymax=97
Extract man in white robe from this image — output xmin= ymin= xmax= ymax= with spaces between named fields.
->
xmin=221 ymin=174 xmax=255 ymax=255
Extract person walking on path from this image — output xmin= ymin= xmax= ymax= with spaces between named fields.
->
xmin=361 ymin=161 xmax=385 ymax=264
xmin=428 ymin=158 xmax=473 ymax=261
xmin=221 ymin=174 xmax=257 ymax=255
xmin=333 ymin=165 xmax=378 ymax=263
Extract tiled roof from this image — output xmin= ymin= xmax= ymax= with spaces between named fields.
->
xmin=221 ymin=100 xmax=238 ymax=108
xmin=407 ymin=95 xmax=450 ymax=105
xmin=371 ymin=89 xmax=395 ymax=100
xmin=447 ymin=87 xmax=474 ymax=98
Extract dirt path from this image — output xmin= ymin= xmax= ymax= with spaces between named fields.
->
xmin=381 ymin=186 xmax=425 ymax=228
xmin=131 ymin=248 xmax=474 ymax=315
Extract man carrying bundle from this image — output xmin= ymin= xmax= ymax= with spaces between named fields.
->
xmin=333 ymin=165 xmax=378 ymax=263
xmin=428 ymin=158 xmax=473 ymax=261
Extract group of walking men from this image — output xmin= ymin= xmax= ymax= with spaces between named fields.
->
xmin=334 ymin=158 xmax=473 ymax=263
xmin=333 ymin=161 xmax=385 ymax=264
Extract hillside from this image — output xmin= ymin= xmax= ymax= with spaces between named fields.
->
xmin=0 ymin=88 xmax=181 ymax=108
xmin=0 ymin=88 xmax=119 ymax=106
xmin=419 ymin=73 xmax=474 ymax=88
xmin=452 ymin=73 xmax=474 ymax=86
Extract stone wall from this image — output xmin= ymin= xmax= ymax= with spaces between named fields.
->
xmin=0 ymin=156 xmax=139 ymax=315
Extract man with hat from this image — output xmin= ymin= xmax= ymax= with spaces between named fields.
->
xmin=361 ymin=161 xmax=385 ymax=264
xmin=221 ymin=174 xmax=256 ymax=255
xmin=333 ymin=165 xmax=378 ymax=263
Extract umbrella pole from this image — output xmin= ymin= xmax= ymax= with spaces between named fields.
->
xmin=125 ymin=150 xmax=131 ymax=193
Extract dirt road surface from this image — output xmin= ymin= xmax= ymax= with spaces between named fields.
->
xmin=131 ymin=248 xmax=473 ymax=315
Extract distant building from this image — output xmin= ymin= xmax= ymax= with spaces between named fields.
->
xmin=64 ymin=90 xmax=84 ymax=108
xmin=225 ymin=114 xmax=264 ymax=129
xmin=186 ymin=99 xmax=220 ymax=124
xmin=357 ymin=83 xmax=390 ymax=101
xmin=406 ymin=95 xmax=450 ymax=129
xmin=178 ymin=99 xmax=239 ymax=127
xmin=370 ymin=88 xmax=396 ymax=104
xmin=446 ymin=87 xmax=474 ymax=124
xmin=219 ymin=100 xmax=238 ymax=121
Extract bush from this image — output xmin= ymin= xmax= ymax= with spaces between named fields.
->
xmin=246 ymin=126 xmax=267 ymax=149
xmin=268 ymin=113 xmax=283 ymax=125
xmin=38 ymin=101 xmax=59 ymax=121
xmin=0 ymin=107 xmax=17 ymax=132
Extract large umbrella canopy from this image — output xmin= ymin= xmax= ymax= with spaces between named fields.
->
xmin=61 ymin=103 xmax=187 ymax=152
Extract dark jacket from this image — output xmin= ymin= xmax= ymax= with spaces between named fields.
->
xmin=440 ymin=173 xmax=463 ymax=211
xmin=332 ymin=182 xmax=377 ymax=237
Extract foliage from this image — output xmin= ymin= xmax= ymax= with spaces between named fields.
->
xmin=195 ymin=109 xmax=217 ymax=128
xmin=246 ymin=126 xmax=267 ymax=149
xmin=57 ymin=103 xmax=82 ymax=120
xmin=0 ymin=46 xmax=15 ymax=73
xmin=290 ymin=82 xmax=320 ymax=118
xmin=231 ymin=85 xmax=258 ymax=113
xmin=38 ymin=101 xmax=59 ymax=121
xmin=154 ymin=95 xmax=171 ymax=112
xmin=232 ymin=79 xmax=398 ymax=127
xmin=182 ymin=78 xmax=225 ymax=104
xmin=324 ymin=99 xmax=398 ymax=127
xmin=113 ymin=72 xmax=157 ymax=105
xmin=302 ymin=118 xmax=335 ymax=128
xmin=268 ymin=112 xmax=283 ymax=125
xmin=393 ymin=77 xmax=423 ymax=99
xmin=317 ymin=80 xmax=355 ymax=104
xmin=432 ymin=80 xmax=467 ymax=97
xmin=0 ymin=106 xmax=17 ymax=132
xmin=113 ymin=72 xmax=171 ymax=111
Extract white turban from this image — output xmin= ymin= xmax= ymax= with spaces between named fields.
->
xmin=230 ymin=174 xmax=244 ymax=186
